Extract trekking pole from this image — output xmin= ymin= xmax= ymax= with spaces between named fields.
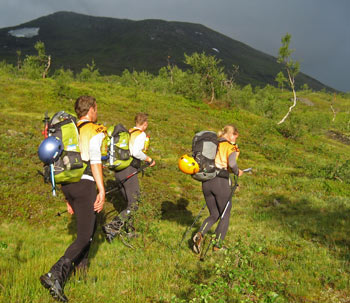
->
xmin=56 ymin=210 xmax=67 ymax=217
xmin=220 ymin=168 xmax=253 ymax=220
xmin=179 ymin=203 xmax=207 ymax=248
xmin=220 ymin=179 xmax=238 ymax=219
xmin=106 ymin=163 xmax=150 ymax=195
xmin=42 ymin=111 xmax=50 ymax=139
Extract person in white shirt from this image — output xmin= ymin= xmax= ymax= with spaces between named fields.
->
xmin=40 ymin=96 xmax=106 ymax=302
xmin=103 ymin=113 xmax=155 ymax=241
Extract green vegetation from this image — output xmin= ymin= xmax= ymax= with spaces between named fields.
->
xmin=0 ymin=11 xmax=334 ymax=91
xmin=0 ymin=48 xmax=350 ymax=302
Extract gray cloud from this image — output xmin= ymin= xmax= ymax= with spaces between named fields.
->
xmin=0 ymin=0 xmax=349 ymax=91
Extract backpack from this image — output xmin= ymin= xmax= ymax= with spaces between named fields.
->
xmin=105 ymin=123 xmax=133 ymax=171
xmin=191 ymin=131 xmax=219 ymax=182
xmin=46 ymin=111 xmax=87 ymax=184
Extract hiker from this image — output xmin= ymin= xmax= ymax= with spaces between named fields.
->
xmin=193 ymin=125 xmax=243 ymax=253
xmin=103 ymin=113 xmax=155 ymax=241
xmin=40 ymin=96 xmax=106 ymax=302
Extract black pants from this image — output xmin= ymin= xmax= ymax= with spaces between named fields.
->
xmin=199 ymin=176 xmax=232 ymax=241
xmin=115 ymin=165 xmax=140 ymax=221
xmin=61 ymin=179 xmax=97 ymax=266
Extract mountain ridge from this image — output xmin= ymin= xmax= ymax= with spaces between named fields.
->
xmin=0 ymin=11 xmax=332 ymax=91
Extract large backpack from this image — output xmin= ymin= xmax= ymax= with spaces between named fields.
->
xmin=192 ymin=131 xmax=219 ymax=182
xmin=46 ymin=111 xmax=87 ymax=184
xmin=105 ymin=123 xmax=133 ymax=171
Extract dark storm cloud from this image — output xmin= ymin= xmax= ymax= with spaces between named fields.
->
xmin=0 ymin=0 xmax=349 ymax=91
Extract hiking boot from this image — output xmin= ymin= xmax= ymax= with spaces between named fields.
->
xmin=192 ymin=232 xmax=203 ymax=254
xmin=40 ymin=273 xmax=68 ymax=302
xmin=40 ymin=256 xmax=72 ymax=302
xmin=102 ymin=217 xmax=124 ymax=243
xmin=123 ymin=221 xmax=139 ymax=238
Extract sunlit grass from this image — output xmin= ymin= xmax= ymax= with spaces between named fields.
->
xmin=1 ymin=75 xmax=350 ymax=302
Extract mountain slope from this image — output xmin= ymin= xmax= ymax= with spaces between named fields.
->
xmin=0 ymin=11 xmax=331 ymax=90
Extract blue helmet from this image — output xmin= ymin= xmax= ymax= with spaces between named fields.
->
xmin=38 ymin=136 xmax=63 ymax=164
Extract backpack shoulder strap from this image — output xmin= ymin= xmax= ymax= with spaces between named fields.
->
xmin=77 ymin=121 xmax=92 ymax=133
xmin=129 ymin=128 xmax=142 ymax=134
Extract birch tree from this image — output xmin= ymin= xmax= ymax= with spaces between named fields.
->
xmin=277 ymin=33 xmax=300 ymax=125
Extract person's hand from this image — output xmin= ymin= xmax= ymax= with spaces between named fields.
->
xmin=66 ymin=202 xmax=74 ymax=215
xmin=238 ymin=169 xmax=244 ymax=177
xmin=146 ymin=157 xmax=155 ymax=167
xmin=94 ymin=190 xmax=105 ymax=213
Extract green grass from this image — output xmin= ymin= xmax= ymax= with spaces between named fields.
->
xmin=0 ymin=75 xmax=350 ymax=302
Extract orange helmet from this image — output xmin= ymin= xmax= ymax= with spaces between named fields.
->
xmin=178 ymin=154 xmax=199 ymax=175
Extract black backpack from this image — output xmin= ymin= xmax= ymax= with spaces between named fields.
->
xmin=192 ymin=131 xmax=218 ymax=182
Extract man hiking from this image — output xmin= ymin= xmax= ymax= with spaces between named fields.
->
xmin=103 ymin=112 xmax=155 ymax=242
xmin=40 ymin=96 xmax=106 ymax=302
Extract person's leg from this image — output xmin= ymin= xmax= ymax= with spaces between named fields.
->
xmin=193 ymin=178 xmax=220 ymax=254
xmin=40 ymin=180 xmax=96 ymax=302
xmin=63 ymin=180 xmax=97 ymax=263
xmin=117 ymin=166 xmax=140 ymax=221
xmin=213 ymin=177 xmax=232 ymax=245
xmin=103 ymin=166 xmax=140 ymax=241
xmin=199 ymin=179 xmax=220 ymax=235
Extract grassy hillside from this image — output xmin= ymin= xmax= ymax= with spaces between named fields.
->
xmin=0 ymin=73 xmax=350 ymax=302
xmin=0 ymin=11 xmax=332 ymax=91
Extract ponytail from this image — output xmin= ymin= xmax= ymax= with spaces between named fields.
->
xmin=217 ymin=125 xmax=238 ymax=138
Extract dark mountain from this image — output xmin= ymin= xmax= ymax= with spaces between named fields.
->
xmin=0 ymin=11 xmax=331 ymax=90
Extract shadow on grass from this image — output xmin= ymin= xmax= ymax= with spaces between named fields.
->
xmin=260 ymin=193 xmax=350 ymax=261
xmin=161 ymin=198 xmax=196 ymax=226
xmin=161 ymin=198 xmax=205 ymax=249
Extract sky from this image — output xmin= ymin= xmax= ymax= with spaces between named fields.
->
xmin=0 ymin=0 xmax=349 ymax=92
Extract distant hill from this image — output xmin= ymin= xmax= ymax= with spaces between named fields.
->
xmin=0 ymin=11 xmax=332 ymax=90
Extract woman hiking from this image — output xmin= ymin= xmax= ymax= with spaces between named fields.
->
xmin=193 ymin=125 xmax=243 ymax=253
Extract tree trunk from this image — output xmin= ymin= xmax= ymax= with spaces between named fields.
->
xmin=42 ymin=55 xmax=51 ymax=79
xmin=277 ymin=71 xmax=297 ymax=125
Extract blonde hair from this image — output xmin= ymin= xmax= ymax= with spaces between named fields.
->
xmin=217 ymin=125 xmax=238 ymax=138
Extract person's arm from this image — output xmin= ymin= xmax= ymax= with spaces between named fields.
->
xmin=91 ymin=163 xmax=105 ymax=212
xmin=228 ymin=152 xmax=243 ymax=176
xmin=89 ymin=132 xmax=106 ymax=213
xmin=131 ymin=133 xmax=155 ymax=166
